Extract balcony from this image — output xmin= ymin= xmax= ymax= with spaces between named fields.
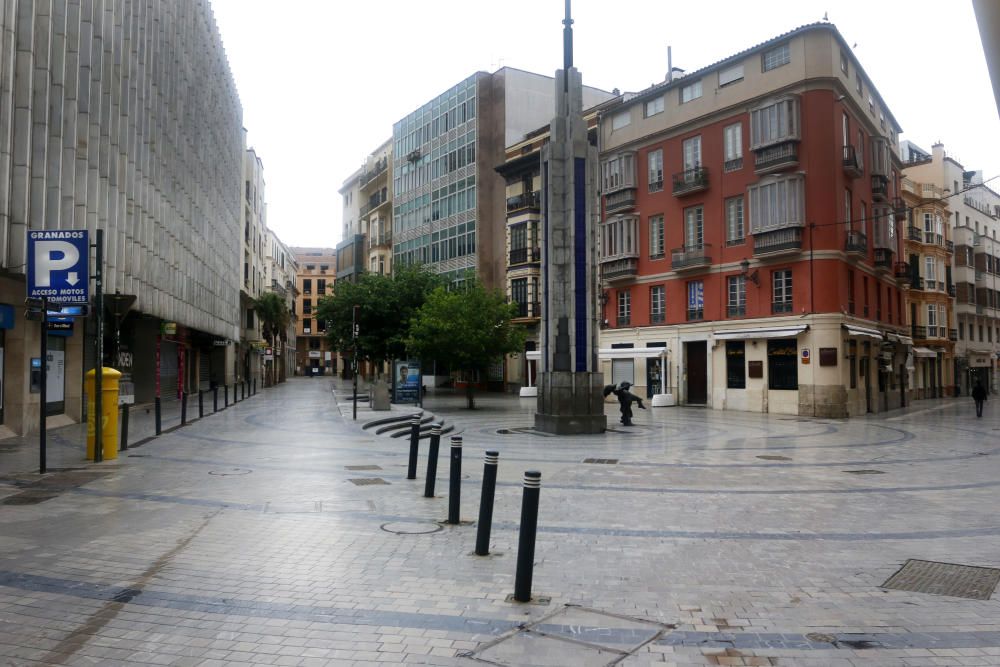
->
xmin=514 ymin=301 xmax=542 ymax=319
xmin=724 ymin=157 xmax=743 ymax=172
xmin=772 ymin=301 xmax=793 ymax=314
xmin=842 ymin=145 xmax=863 ymax=178
xmin=948 ymin=284 xmax=957 ymax=297
xmin=600 ymin=255 xmax=639 ymax=281
xmin=945 ymin=240 xmax=954 ymax=253
xmin=752 ymin=226 xmax=802 ymax=256
xmin=604 ymin=188 xmax=637 ymax=213
xmin=949 ymin=328 xmax=959 ymax=341
xmin=360 ymin=189 xmax=389 ymax=216
xmin=686 ymin=308 xmax=704 ymax=321
xmin=845 ymin=230 xmax=867 ymax=255
xmin=359 ymin=157 xmax=388 ymax=186
xmin=894 ymin=261 xmax=910 ymax=279
xmin=754 ymin=140 xmax=799 ymax=173
xmin=672 ymin=167 xmax=709 ymax=196
xmin=509 ymin=247 xmax=541 ymax=265
xmin=911 ymin=324 xmax=927 ymax=339
xmin=874 ymin=248 xmax=893 ymax=272
xmin=871 ymin=174 xmax=889 ymax=202
xmin=911 ymin=276 xmax=924 ymax=290
xmin=727 ymin=304 xmax=746 ymax=317
xmin=892 ymin=197 xmax=907 ymax=220
xmin=907 ymin=226 xmax=922 ymax=242
xmin=506 ymin=191 xmax=541 ymax=213
xmin=671 ymin=243 xmax=712 ymax=271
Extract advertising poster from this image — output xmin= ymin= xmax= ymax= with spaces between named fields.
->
xmin=394 ymin=360 xmax=421 ymax=404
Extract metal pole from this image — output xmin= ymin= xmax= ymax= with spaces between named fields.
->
xmin=352 ymin=304 xmax=359 ymax=421
xmin=424 ymin=424 xmax=442 ymax=498
xmin=448 ymin=435 xmax=463 ymax=524
xmin=95 ymin=229 xmax=104 ymax=463
xmin=475 ymin=450 xmax=500 ymax=555
xmin=514 ymin=470 xmax=542 ymax=602
xmin=180 ymin=391 xmax=187 ymax=425
xmin=154 ymin=397 xmax=161 ymax=435
xmin=39 ymin=297 xmax=47 ymax=474
xmin=406 ymin=414 xmax=421 ymax=480
xmin=253 ymin=378 xmax=256 ymax=394
xmin=224 ymin=384 xmax=228 ymax=408
xmin=198 ymin=390 xmax=204 ymax=418
xmin=120 ymin=403 xmax=129 ymax=451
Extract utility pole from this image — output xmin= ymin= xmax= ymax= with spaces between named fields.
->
xmin=352 ymin=304 xmax=359 ymax=421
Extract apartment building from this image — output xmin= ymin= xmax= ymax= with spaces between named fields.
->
xmin=596 ymin=22 xmax=908 ymax=417
xmin=0 ymin=0 xmax=243 ymax=433
xmin=903 ymin=142 xmax=1000 ymax=394
xmin=264 ymin=230 xmax=299 ymax=382
xmin=239 ymin=144 xmax=268 ymax=389
xmin=292 ymin=248 xmax=337 ymax=375
xmin=337 ymin=170 xmax=365 ymax=284
xmin=359 ymin=141 xmax=394 ymax=276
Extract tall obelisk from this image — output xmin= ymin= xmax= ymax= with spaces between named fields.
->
xmin=534 ymin=0 xmax=607 ymax=434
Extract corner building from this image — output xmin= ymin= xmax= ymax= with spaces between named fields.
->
xmin=597 ymin=23 xmax=909 ymax=417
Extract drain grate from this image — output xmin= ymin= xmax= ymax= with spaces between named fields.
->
xmin=756 ymin=455 xmax=792 ymax=461
xmin=883 ymin=559 xmax=1000 ymax=600
xmin=843 ymin=469 xmax=885 ymax=475
xmin=345 ymin=465 xmax=382 ymax=471
xmin=583 ymin=458 xmax=619 ymax=465
xmin=349 ymin=478 xmax=389 ymax=486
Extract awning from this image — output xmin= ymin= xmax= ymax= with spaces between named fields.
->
xmin=843 ymin=324 xmax=884 ymax=340
xmin=598 ymin=348 xmax=669 ymax=360
xmin=886 ymin=332 xmax=913 ymax=346
xmin=712 ymin=325 xmax=808 ymax=341
xmin=912 ymin=346 xmax=938 ymax=358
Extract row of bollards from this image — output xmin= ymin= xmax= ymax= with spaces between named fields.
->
xmin=402 ymin=416 xmax=540 ymax=603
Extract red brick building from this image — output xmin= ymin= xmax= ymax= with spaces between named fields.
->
xmin=597 ymin=23 xmax=910 ymax=417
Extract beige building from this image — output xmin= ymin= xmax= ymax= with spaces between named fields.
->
xmin=264 ymin=230 xmax=299 ymax=382
xmin=239 ymin=143 xmax=268 ymax=388
xmin=292 ymin=248 xmax=338 ymax=375
xmin=359 ymin=141 xmax=394 ymax=276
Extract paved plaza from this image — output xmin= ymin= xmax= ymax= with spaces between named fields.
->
xmin=0 ymin=378 xmax=999 ymax=666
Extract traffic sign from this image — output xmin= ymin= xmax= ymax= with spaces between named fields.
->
xmin=27 ymin=230 xmax=89 ymax=304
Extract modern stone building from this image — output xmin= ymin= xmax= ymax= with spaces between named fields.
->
xmin=0 ymin=0 xmax=243 ymax=434
xmin=292 ymin=248 xmax=337 ymax=375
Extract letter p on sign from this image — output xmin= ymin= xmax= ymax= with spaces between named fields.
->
xmin=34 ymin=241 xmax=79 ymax=287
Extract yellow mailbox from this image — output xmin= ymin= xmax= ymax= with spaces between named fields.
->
xmin=85 ymin=368 xmax=122 ymax=461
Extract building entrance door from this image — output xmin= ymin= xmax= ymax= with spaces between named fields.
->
xmin=685 ymin=341 xmax=707 ymax=405
xmin=860 ymin=357 xmax=872 ymax=413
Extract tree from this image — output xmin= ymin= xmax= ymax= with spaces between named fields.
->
xmin=406 ymin=279 xmax=526 ymax=408
xmin=316 ymin=265 xmax=443 ymax=376
xmin=253 ymin=291 xmax=290 ymax=386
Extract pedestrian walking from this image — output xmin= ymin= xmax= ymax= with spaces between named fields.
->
xmin=972 ymin=381 xmax=988 ymax=418
xmin=613 ymin=382 xmax=646 ymax=426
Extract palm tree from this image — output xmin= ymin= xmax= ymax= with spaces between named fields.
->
xmin=253 ymin=292 xmax=290 ymax=387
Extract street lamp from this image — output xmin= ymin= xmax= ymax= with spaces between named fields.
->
xmin=739 ymin=258 xmax=760 ymax=285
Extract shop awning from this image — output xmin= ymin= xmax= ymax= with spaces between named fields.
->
xmin=886 ymin=332 xmax=913 ymax=346
xmin=912 ymin=346 xmax=938 ymax=358
xmin=843 ymin=324 xmax=884 ymax=340
xmin=598 ymin=348 xmax=669 ymax=359
xmin=712 ymin=325 xmax=808 ymax=341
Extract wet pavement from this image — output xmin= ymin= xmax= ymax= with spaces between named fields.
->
xmin=0 ymin=377 xmax=998 ymax=666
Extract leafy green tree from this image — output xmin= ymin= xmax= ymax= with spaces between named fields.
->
xmin=316 ymin=265 xmax=443 ymax=376
xmin=406 ymin=279 xmax=526 ymax=408
xmin=253 ymin=291 xmax=290 ymax=386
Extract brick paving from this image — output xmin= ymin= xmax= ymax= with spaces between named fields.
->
xmin=0 ymin=377 xmax=998 ymax=665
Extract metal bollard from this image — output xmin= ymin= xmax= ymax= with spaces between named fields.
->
xmin=406 ymin=415 xmax=421 ymax=480
xmin=253 ymin=378 xmax=257 ymax=394
xmin=224 ymin=385 xmax=229 ymax=408
xmin=180 ymin=392 xmax=187 ymax=425
xmin=233 ymin=383 xmax=238 ymax=403
xmin=475 ymin=450 xmax=500 ymax=555
xmin=120 ymin=403 xmax=129 ymax=451
xmin=514 ymin=470 xmax=542 ymax=602
xmin=213 ymin=386 xmax=219 ymax=412
xmin=242 ymin=381 xmax=246 ymax=400
xmin=448 ymin=435 xmax=463 ymax=524
xmin=198 ymin=390 xmax=204 ymax=418
xmin=424 ymin=424 xmax=442 ymax=498
xmin=154 ymin=397 xmax=162 ymax=435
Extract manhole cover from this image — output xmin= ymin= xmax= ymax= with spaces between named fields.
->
xmin=381 ymin=521 xmax=442 ymax=535
xmin=345 ymin=465 xmax=382 ymax=471
xmin=757 ymin=455 xmax=792 ymax=461
xmin=883 ymin=559 xmax=1000 ymax=600
xmin=843 ymin=469 xmax=885 ymax=475
xmin=208 ymin=468 xmax=252 ymax=476
xmin=583 ymin=458 xmax=619 ymax=464
xmin=349 ymin=478 xmax=389 ymax=486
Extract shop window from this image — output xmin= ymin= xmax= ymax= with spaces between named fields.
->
xmin=726 ymin=341 xmax=746 ymax=389
xmin=767 ymin=339 xmax=798 ymax=390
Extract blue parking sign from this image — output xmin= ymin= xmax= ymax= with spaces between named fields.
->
xmin=27 ymin=230 xmax=89 ymax=304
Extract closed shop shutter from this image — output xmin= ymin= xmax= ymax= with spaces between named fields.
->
xmin=611 ymin=359 xmax=634 ymax=387
xmin=160 ymin=340 xmax=179 ymax=400
xmin=199 ymin=349 xmax=211 ymax=390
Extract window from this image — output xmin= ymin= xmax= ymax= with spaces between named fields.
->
xmin=617 ymin=290 xmax=631 ymax=326
xmin=650 ymin=285 xmax=665 ymax=323
xmin=772 ymin=269 xmax=793 ymax=313
xmin=726 ymin=341 xmax=746 ymax=389
xmin=649 ymin=215 xmax=665 ymax=258
xmin=682 ymin=136 xmax=702 ymax=173
xmin=600 ymin=215 xmax=637 ymax=258
xmin=645 ymin=96 xmax=664 ymax=117
xmin=680 ymin=80 xmax=702 ymax=103
xmin=862 ymin=275 xmax=869 ymax=317
xmin=762 ymin=44 xmax=790 ymax=71
xmin=750 ymin=97 xmax=799 ymax=148
xmin=959 ymin=322 xmax=965 ymax=340
xmin=302 ymin=299 xmax=312 ymax=314
xmin=767 ymin=339 xmax=798 ymax=389
xmin=648 ymin=149 xmax=663 ymax=191
xmin=308 ymin=337 xmax=320 ymax=350
xmin=724 ymin=123 xmax=742 ymax=170
xmin=727 ymin=275 xmax=746 ymax=316
xmin=246 ymin=309 xmax=255 ymax=328
xmin=844 ymin=189 xmax=852 ymax=229
xmin=306 ymin=264 xmax=315 ymax=271
xmin=747 ymin=175 xmax=804 ymax=232
xmin=856 ymin=70 xmax=863 ymax=94
xmin=719 ymin=63 xmax=744 ymax=86
xmin=303 ymin=318 xmax=311 ymax=334
xmin=725 ymin=196 xmax=744 ymax=245
xmin=687 ymin=281 xmax=704 ymax=320
xmin=612 ymin=110 xmax=630 ymax=130
xmin=927 ymin=303 xmax=938 ymax=337
xmin=840 ymin=50 xmax=849 ymax=74
xmin=318 ymin=319 xmax=327 ymax=333
xmin=684 ymin=206 xmax=704 ymax=247
xmin=317 ymin=279 xmax=326 ymax=294
xmin=601 ymin=153 xmax=635 ymax=192
xmin=320 ymin=264 xmax=329 ymax=272
xmin=924 ymin=256 xmax=936 ymax=283
xmin=302 ymin=279 xmax=312 ymax=294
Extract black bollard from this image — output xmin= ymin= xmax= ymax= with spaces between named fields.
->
xmin=424 ymin=424 xmax=442 ymax=498
xmin=448 ymin=435 xmax=463 ymax=525
xmin=213 ymin=386 xmax=219 ymax=412
xmin=406 ymin=415 xmax=421 ymax=480
xmin=180 ymin=392 xmax=187 ymax=425
xmin=514 ymin=470 xmax=542 ymax=602
xmin=198 ymin=390 xmax=204 ymax=418
xmin=475 ymin=450 xmax=500 ymax=556
xmin=253 ymin=378 xmax=257 ymax=394
xmin=120 ymin=403 xmax=129 ymax=451
xmin=233 ymin=383 xmax=238 ymax=403
xmin=154 ymin=397 xmax=162 ymax=435
xmin=242 ymin=381 xmax=246 ymax=400
xmin=224 ymin=385 xmax=228 ymax=408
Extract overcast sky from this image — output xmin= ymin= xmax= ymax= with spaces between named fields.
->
xmin=210 ymin=0 xmax=998 ymax=250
